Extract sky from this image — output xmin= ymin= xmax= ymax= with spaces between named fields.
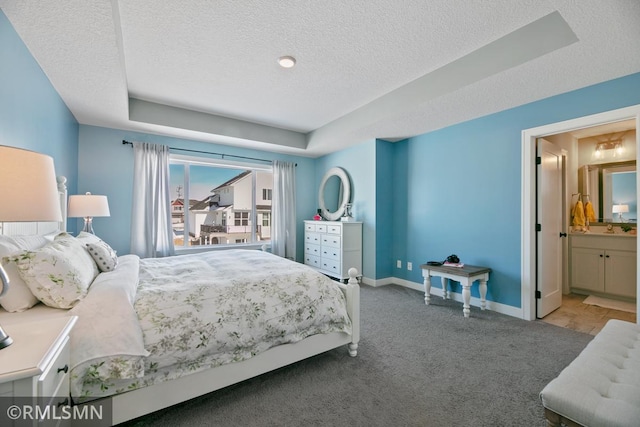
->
xmin=170 ymin=164 xmax=245 ymax=201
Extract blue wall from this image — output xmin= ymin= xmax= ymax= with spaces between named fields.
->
xmin=393 ymin=72 xmax=640 ymax=308
xmin=0 ymin=10 xmax=79 ymax=230
xmin=612 ymin=172 xmax=637 ymax=221
xmin=3 ymin=7 xmax=640 ymax=311
xmin=316 ymin=140 xmax=378 ymax=279
xmin=78 ymin=125 xmax=317 ymax=258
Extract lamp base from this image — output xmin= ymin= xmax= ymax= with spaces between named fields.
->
xmin=0 ymin=326 xmax=13 ymax=349
xmin=82 ymin=217 xmax=95 ymax=234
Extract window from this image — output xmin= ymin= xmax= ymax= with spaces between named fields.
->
xmin=234 ymin=211 xmax=249 ymax=226
xmin=170 ymin=155 xmax=273 ymax=249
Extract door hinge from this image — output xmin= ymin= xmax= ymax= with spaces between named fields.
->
xmin=536 ymin=156 xmax=541 ymax=165
xmin=536 ymin=224 xmax=541 ymax=232
xmin=535 ymin=290 xmax=541 ymax=299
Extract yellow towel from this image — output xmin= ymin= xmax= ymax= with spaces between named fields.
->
xmin=584 ymin=201 xmax=596 ymax=222
xmin=572 ymin=200 xmax=585 ymax=227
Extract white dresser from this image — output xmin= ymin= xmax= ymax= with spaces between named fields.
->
xmin=304 ymin=220 xmax=362 ymax=281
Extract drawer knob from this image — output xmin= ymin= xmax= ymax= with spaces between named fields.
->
xmin=58 ymin=364 xmax=69 ymax=374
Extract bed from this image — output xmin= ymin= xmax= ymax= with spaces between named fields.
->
xmin=0 ymin=177 xmax=360 ymax=424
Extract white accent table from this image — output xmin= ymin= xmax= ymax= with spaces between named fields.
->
xmin=0 ymin=316 xmax=77 ymax=425
xmin=420 ymin=264 xmax=491 ymax=318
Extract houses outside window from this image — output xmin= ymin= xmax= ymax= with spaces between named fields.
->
xmin=170 ymin=155 xmax=273 ymax=248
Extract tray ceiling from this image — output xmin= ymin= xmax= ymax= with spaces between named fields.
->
xmin=1 ymin=1 xmax=639 ymax=156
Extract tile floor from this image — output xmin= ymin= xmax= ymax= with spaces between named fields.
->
xmin=540 ymin=293 xmax=637 ymax=335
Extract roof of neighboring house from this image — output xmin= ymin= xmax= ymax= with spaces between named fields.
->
xmin=172 ymin=198 xmax=199 ymax=207
xmin=190 ymin=194 xmax=224 ymax=211
xmin=212 ymin=171 xmax=251 ymax=192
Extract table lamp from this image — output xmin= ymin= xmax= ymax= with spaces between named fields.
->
xmin=612 ymin=204 xmax=629 ymax=222
xmin=0 ymin=146 xmax=62 ymax=349
xmin=68 ymin=192 xmax=110 ymax=234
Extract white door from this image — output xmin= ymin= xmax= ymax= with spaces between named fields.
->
xmin=537 ymin=138 xmax=564 ymax=318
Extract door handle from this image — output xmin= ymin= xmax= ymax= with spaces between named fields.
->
xmin=559 ymin=232 xmax=567 ymax=237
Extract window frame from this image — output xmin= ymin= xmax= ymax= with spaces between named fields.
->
xmin=170 ymin=154 xmax=272 ymax=252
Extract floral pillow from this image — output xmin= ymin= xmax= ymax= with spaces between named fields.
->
xmin=0 ymin=235 xmax=47 ymax=312
xmin=11 ymin=233 xmax=99 ymax=309
xmin=86 ymin=240 xmax=118 ymax=272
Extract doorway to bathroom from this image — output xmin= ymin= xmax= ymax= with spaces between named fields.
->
xmin=521 ymin=104 xmax=640 ymax=322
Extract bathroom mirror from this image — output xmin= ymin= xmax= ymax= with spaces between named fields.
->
xmin=318 ymin=167 xmax=351 ymax=221
xmin=579 ymin=160 xmax=637 ymax=223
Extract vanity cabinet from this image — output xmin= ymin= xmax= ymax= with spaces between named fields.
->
xmin=570 ymin=234 xmax=637 ymax=299
xmin=304 ymin=220 xmax=362 ymax=281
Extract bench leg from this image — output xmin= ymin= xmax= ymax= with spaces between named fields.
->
xmin=544 ymin=408 xmax=561 ymax=427
xmin=544 ymin=408 xmax=584 ymax=427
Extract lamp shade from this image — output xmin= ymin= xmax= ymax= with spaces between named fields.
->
xmin=612 ymin=204 xmax=629 ymax=214
xmin=68 ymin=193 xmax=110 ymax=217
xmin=0 ymin=146 xmax=62 ymax=222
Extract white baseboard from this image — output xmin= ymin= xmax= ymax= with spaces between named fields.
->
xmin=363 ymin=277 xmax=525 ymax=319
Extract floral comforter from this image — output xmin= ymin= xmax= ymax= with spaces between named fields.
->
xmin=70 ymin=250 xmax=352 ymax=401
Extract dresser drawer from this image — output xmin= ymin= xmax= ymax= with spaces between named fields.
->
xmin=327 ymin=224 xmax=341 ymax=234
xmin=321 ymin=246 xmax=340 ymax=261
xmin=305 ymin=254 xmax=321 ymax=268
xmin=305 ymin=232 xmax=321 ymax=245
xmin=305 ymin=223 xmax=317 ymax=232
xmin=38 ymin=336 xmax=70 ymax=398
xmin=305 ymin=243 xmax=321 ymax=257
xmin=316 ymin=224 xmax=327 ymax=233
xmin=321 ymin=259 xmax=341 ymax=275
xmin=321 ymin=234 xmax=341 ymax=248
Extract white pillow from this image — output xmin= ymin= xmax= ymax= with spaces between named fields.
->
xmin=12 ymin=233 xmax=99 ymax=309
xmin=0 ymin=235 xmax=48 ymax=312
xmin=86 ymin=240 xmax=118 ymax=272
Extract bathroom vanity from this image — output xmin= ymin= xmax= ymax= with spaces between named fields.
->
xmin=570 ymin=232 xmax=637 ymax=299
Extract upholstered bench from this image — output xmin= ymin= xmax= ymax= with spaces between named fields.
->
xmin=540 ymin=319 xmax=640 ymax=427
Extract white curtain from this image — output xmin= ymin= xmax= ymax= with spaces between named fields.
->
xmin=272 ymin=160 xmax=296 ymax=260
xmin=130 ymin=142 xmax=174 ymax=258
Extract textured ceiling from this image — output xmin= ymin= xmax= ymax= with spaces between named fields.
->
xmin=1 ymin=1 xmax=639 ymax=157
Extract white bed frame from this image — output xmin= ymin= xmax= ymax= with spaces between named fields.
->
xmin=2 ymin=176 xmax=361 ymax=425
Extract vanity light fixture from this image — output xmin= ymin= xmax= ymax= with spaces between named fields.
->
xmin=277 ymin=55 xmax=296 ymax=69
xmin=593 ymin=136 xmax=625 ymax=159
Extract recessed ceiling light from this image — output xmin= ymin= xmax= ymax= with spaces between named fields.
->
xmin=278 ymin=56 xmax=296 ymax=68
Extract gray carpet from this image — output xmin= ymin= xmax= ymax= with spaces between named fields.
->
xmin=121 ymin=285 xmax=592 ymax=427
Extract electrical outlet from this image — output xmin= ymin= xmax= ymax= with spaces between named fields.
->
xmin=407 ymin=262 xmax=413 ymax=271
xmin=396 ymin=260 xmax=402 ymax=268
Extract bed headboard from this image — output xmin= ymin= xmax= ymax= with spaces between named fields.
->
xmin=0 ymin=176 xmax=68 ymax=236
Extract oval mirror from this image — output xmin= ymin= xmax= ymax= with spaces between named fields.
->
xmin=318 ymin=167 xmax=351 ymax=221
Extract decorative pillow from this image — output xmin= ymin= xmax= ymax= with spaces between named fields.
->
xmin=12 ymin=233 xmax=99 ymax=309
xmin=75 ymin=231 xmax=102 ymax=245
xmin=86 ymin=240 xmax=118 ymax=272
xmin=0 ymin=235 xmax=48 ymax=312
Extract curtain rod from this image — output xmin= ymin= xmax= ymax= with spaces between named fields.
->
xmin=122 ymin=140 xmax=294 ymax=165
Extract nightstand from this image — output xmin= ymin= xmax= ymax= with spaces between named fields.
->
xmin=0 ymin=316 xmax=76 ymax=406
